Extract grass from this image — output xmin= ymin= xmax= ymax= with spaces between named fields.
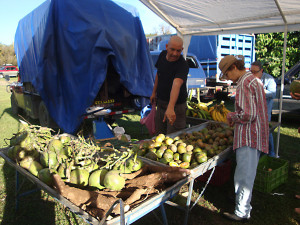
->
xmin=0 ymin=78 xmax=299 ymax=225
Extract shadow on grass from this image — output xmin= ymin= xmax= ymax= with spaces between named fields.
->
xmin=0 ymin=108 xmax=84 ymax=224
xmin=1 ymin=161 xmax=56 ymax=225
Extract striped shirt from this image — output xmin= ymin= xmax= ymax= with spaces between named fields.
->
xmin=228 ymin=71 xmax=269 ymax=153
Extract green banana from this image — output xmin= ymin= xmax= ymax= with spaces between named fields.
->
xmin=197 ymin=111 xmax=203 ymax=119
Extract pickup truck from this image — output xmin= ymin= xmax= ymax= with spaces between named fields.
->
xmin=150 ymin=51 xmax=208 ymax=97
xmin=11 ymin=0 xmax=154 ymax=134
xmin=0 ymin=66 xmax=19 ymax=78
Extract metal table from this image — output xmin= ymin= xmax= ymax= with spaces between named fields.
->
xmin=140 ymin=122 xmax=233 ymax=225
xmin=0 ymin=148 xmax=189 ymax=225
xmin=0 ymin=122 xmax=232 ymax=225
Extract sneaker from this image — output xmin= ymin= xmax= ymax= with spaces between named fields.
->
xmin=223 ymin=212 xmax=250 ymax=222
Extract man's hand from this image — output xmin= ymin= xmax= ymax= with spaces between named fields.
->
xmin=150 ymin=93 xmax=156 ymax=105
xmin=290 ymin=92 xmax=300 ymax=100
xmin=163 ymin=107 xmax=176 ymax=125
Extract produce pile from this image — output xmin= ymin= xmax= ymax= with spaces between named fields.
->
xmin=3 ymin=123 xmax=189 ymax=220
xmin=186 ymin=88 xmax=231 ymax=122
xmin=134 ymin=122 xmax=234 ymax=169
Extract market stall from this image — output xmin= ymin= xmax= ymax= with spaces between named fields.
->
xmin=0 ymin=121 xmax=232 ymax=225
xmin=139 ymin=0 xmax=300 ymax=157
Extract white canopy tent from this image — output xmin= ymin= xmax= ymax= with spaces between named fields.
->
xmin=140 ymin=0 xmax=300 ymax=157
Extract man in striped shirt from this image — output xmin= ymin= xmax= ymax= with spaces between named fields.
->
xmin=219 ymin=55 xmax=269 ymax=222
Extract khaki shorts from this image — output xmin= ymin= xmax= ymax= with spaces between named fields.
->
xmin=155 ymin=99 xmax=187 ymax=135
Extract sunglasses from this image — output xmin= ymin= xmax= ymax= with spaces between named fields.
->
xmin=250 ymin=70 xmax=261 ymax=74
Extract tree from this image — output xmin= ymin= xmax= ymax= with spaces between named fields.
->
xmin=0 ymin=44 xmax=18 ymax=66
xmin=152 ymin=23 xmax=173 ymax=35
xmin=255 ymin=31 xmax=300 ymax=78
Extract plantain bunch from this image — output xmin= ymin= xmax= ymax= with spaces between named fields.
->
xmin=209 ymin=101 xmax=231 ymax=123
xmin=186 ymin=88 xmax=214 ymax=120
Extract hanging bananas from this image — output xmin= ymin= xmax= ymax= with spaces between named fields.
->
xmin=186 ymin=88 xmax=214 ymax=120
xmin=209 ymin=101 xmax=231 ymax=123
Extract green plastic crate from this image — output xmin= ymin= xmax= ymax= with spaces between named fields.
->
xmin=254 ymin=155 xmax=289 ymax=193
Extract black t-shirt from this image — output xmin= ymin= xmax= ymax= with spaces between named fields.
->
xmin=155 ymin=50 xmax=189 ymax=104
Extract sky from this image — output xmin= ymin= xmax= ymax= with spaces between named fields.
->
xmin=0 ymin=0 xmax=175 ymax=46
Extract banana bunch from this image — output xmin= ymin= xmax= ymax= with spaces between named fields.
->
xmin=209 ymin=101 xmax=231 ymax=123
xmin=186 ymin=101 xmax=212 ymax=119
xmin=186 ymin=88 xmax=213 ymax=120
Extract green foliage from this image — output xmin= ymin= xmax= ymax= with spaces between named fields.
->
xmin=255 ymin=31 xmax=300 ymax=78
xmin=0 ymin=44 xmax=17 ymax=66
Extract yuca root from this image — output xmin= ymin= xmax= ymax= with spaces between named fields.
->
xmin=52 ymin=174 xmax=129 ymax=215
xmin=120 ymin=165 xmax=149 ymax=180
xmin=147 ymin=166 xmax=190 ymax=183
xmin=125 ymin=169 xmax=189 ymax=188
xmin=98 ymin=186 xmax=158 ymax=199
xmin=52 ymin=166 xmax=189 ymax=218
xmin=125 ymin=173 xmax=165 ymax=188
xmin=84 ymin=206 xmax=105 ymax=220
xmin=124 ymin=188 xmax=148 ymax=205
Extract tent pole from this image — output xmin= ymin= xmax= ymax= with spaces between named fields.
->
xmin=275 ymin=25 xmax=287 ymax=157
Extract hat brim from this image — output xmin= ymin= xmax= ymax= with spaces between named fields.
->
xmin=219 ymin=72 xmax=228 ymax=80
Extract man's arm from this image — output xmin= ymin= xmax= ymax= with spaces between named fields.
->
xmin=265 ymin=77 xmax=277 ymax=99
xmin=163 ymin=78 xmax=183 ymax=125
xmin=150 ymin=73 xmax=158 ymax=104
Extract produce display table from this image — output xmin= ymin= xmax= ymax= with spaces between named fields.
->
xmin=139 ymin=122 xmax=233 ymax=224
xmin=155 ymin=122 xmax=233 ymax=225
xmin=187 ymin=116 xmax=281 ymax=133
xmin=186 ymin=116 xmax=208 ymax=126
xmin=0 ymin=122 xmax=232 ymax=225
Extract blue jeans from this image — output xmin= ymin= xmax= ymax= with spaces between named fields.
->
xmin=268 ymin=133 xmax=275 ymax=157
xmin=234 ymin=146 xmax=261 ymax=218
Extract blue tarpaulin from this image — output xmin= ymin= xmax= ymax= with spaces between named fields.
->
xmin=14 ymin=0 xmax=154 ymax=134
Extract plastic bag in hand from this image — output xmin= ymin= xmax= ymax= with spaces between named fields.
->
xmin=140 ymin=104 xmax=156 ymax=135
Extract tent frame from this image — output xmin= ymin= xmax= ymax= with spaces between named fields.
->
xmin=139 ymin=0 xmax=300 ymax=157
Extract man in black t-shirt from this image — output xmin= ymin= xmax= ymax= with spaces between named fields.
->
xmin=150 ymin=36 xmax=189 ymax=134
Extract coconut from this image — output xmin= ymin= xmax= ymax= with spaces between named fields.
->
xmin=290 ymin=80 xmax=300 ymax=95
xmin=59 ymin=135 xmax=71 ymax=144
xmin=20 ymin=135 xmax=35 ymax=151
xmin=103 ymin=170 xmax=125 ymax=191
xmin=7 ymin=145 xmax=20 ymax=160
xmin=69 ymin=168 xmax=90 ymax=187
xmin=28 ymin=161 xmax=44 ymax=177
xmin=126 ymin=158 xmax=143 ymax=172
xmin=27 ymin=149 xmax=40 ymax=160
xmin=88 ymin=169 xmax=108 ymax=190
xmin=40 ymin=151 xmax=58 ymax=169
xmin=10 ymin=131 xmax=28 ymax=147
xmin=48 ymin=139 xmax=64 ymax=154
xmin=85 ymin=162 xmax=99 ymax=173
xmin=57 ymin=146 xmax=72 ymax=163
xmin=19 ymin=156 xmax=35 ymax=170
xmin=38 ymin=168 xmax=53 ymax=186
xmin=119 ymin=164 xmax=132 ymax=174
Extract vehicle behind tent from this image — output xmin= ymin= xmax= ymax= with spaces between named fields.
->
xmin=12 ymin=0 xmax=154 ymax=134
